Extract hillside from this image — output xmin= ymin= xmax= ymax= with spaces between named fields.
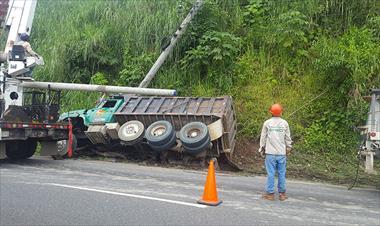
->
xmin=30 ymin=0 xmax=380 ymax=187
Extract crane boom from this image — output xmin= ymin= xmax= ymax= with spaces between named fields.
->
xmin=2 ymin=0 xmax=37 ymax=53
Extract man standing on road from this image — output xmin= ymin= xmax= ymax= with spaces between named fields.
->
xmin=258 ymin=103 xmax=292 ymax=201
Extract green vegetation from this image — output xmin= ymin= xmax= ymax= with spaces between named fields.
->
xmin=30 ymin=0 xmax=379 ymax=186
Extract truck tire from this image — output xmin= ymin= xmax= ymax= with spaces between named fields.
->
xmin=145 ymin=121 xmax=175 ymax=146
xmin=148 ymin=130 xmax=177 ymax=152
xmin=118 ymin=120 xmax=145 ymax=145
xmin=6 ymin=139 xmax=37 ymax=160
xmin=52 ymin=135 xmax=78 ymax=159
xmin=183 ymin=136 xmax=211 ymax=155
xmin=179 ymin=122 xmax=209 ymax=149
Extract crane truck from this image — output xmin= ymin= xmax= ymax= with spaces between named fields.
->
xmin=0 ymin=0 xmax=176 ymax=160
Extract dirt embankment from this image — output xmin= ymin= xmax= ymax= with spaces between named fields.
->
xmin=232 ymin=138 xmax=265 ymax=174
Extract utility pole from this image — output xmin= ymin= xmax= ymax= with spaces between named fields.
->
xmin=20 ymin=81 xmax=176 ymax=96
xmin=138 ymin=0 xmax=203 ymax=88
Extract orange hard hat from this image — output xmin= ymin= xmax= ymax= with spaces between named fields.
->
xmin=270 ymin=103 xmax=283 ymax=116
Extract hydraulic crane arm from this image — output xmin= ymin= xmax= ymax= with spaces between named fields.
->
xmin=0 ymin=0 xmax=37 ymax=53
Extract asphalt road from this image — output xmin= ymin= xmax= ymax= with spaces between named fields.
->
xmin=0 ymin=157 xmax=379 ymax=225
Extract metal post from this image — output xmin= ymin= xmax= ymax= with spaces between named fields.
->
xmin=19 ymin=81 xmax=177 ymax=96
xmin=364 ymin=150 xmax=375 ymax=174
xmin=138 ymin=0 xmax=203 ymax=88
xmin=361 ymin=147 xmax=376 ymax=174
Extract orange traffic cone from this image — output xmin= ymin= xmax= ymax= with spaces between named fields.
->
xmin=197 ymin=159 xmax=222 ymax=206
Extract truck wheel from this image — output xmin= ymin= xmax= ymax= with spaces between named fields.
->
xmin=24 ymin=140 xmax=38 ymax=159
xmin=145 ymin=121 xmax=175 ymax=146
xmin=183 ymin=136 xmax=211 ymax=155
xmin=52 ymin=135 xmax=78 ymax=159
xmin=6 ymin=139 xmax=37 ymax=160
xmin=148 ymin=130 xmax=177 ymax=152
xmin=118 ymin=120 xmax=145 ymax=145
xmin=179 ymin=122 xmax=209 ymax=149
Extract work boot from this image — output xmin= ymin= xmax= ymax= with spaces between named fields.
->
xmin=262 ymin=193 xmax=275 ymax=201
xmin=279 ymin=192 xmax=288 ymax=201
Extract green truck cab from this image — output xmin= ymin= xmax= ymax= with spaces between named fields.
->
xmin=58 ymin=95 xmax=125 ymax=142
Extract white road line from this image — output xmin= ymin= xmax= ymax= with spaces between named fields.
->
xmin=47 ymin=183 xmax=207 ymax=209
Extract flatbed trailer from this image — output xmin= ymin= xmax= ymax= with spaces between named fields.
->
xmin=0 ymin=120 xmax=69 ymax=159
xmin=0 ymin=121 xmax=68 ymax=140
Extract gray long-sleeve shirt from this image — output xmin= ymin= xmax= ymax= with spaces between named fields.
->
xmin=16 ymin=40 xmax=37 ymax=56
xmin=259 ymin=117 xmax=292 ymax=155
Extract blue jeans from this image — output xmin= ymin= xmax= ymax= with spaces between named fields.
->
xmin=265 ymin=154 xmax=286 ymax=194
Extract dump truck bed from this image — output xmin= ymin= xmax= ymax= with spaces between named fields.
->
xmin=114 ymin=96 xmax=237 ymax=156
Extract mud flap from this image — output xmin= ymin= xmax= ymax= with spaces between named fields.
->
xmin=0 ymin=142 xmax=6 ymax=159
xmin=207 ymin=119 xmax=223 ymax=141
xmin=40 ymin=141 xmax=61 ymax=156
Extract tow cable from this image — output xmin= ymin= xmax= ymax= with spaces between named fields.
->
xmin=285 ymin=89 xmax=366 ymax=190
xmin=346 ymin=101 xmax=370 ymax=191
xmin=347 ymin=150 xmax=361 ymax=190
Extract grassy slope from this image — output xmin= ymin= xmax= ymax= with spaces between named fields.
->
xmin=28 ymin=0 xmax=380 ymax=188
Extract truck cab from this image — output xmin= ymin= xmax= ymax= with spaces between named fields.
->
xmin=59 ymin=95 xmax=125 ymax=127
xmin=58 ymin=95 xmax=125 ymax=146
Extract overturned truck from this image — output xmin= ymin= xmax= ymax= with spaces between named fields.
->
xmin=59 ymin=95 xmax=239 ymax=168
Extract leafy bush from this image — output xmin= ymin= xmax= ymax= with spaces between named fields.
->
xmin=302 ymin=110 xmax=362 ymax=153
xmin=90 ymin=72 xmax=108 ymax=85
xmin=312 ymin=28 xmax=380 ymax=102
xmin=117 ymin=52 xmax=155 ymax=87
xmin=181 ymin=31 xmax=241 ymax=90
xmin=273 ymin=11 xmax=310 ymax=58
xmin=182 ymin=0 xmax=229 ymax=49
